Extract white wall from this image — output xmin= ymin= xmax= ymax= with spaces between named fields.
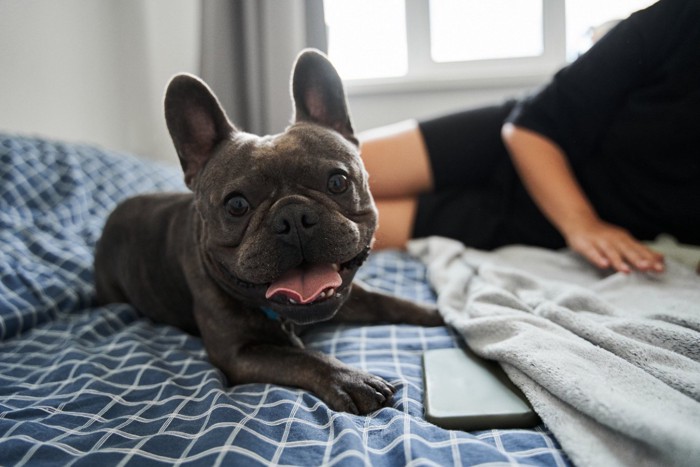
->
xmin=0 ymin=0 xmax=200 ymax=164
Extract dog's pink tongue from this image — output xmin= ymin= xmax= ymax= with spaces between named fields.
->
xmin=266 ymin=264 xmax=342 ymax=304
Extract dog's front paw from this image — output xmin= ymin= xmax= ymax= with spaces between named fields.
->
xmin=322 ymin=368 xmax=395 ymax=415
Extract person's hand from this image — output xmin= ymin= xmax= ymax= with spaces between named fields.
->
xmin=501 ymin=124 xmax=665 ymax=274
xmin=563 ymin=218 xmax=665 ymax=273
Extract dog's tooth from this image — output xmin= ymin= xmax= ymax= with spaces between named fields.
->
xmin=289 ymin=298 xmax=297 ymax=304
xmin=328 ymin=288 xmax=335 ymax=297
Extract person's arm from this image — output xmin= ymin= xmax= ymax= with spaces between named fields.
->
xmin=501 ymin=123 xmax=664 ymax=273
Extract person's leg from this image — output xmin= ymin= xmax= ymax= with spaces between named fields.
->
xmin=359 ymin=120 xmax=432 ymax=249
xmin=360 ymin=101 xmax=518 ymax=250
xmin=359 ymin=119 xmax=434 ymax=198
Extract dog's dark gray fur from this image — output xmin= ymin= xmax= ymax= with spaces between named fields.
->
xmin=94 ymin=49 xmax=442 ymax=415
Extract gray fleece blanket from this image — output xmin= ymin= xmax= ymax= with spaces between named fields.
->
xmin=408 ymin=237 xmax=700 ymax=467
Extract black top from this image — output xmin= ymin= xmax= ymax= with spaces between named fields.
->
xmin=507 ymin=0 xmax=700 ymax=243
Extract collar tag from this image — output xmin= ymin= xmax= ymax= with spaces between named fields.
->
xmin=260 ymin=307 xmax=304 ymax=349
xmin=281 ymin=320 xmax=305 ymax=349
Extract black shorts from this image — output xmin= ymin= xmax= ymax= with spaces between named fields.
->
xmin=413 ymin=100 xmax=565 ymax=250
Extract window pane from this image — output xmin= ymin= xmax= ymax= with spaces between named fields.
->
xmin=324 ymin=0 xmax=408 ymax=80
xmin=565 ymin=0 xmax=657 ymax=60
xmin=430 ymin=0 xmax=543 ymax=63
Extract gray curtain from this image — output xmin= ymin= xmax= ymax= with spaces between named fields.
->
xmin=200 ymin=0 xmax=327 ymax=136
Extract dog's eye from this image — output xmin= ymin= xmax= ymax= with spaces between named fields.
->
xmin=327 ymin=173 xmax=349 ymax=194
xmin=224 ymin=194 xmax=250 ymax=217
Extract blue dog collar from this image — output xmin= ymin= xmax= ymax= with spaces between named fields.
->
xmin=261 ymin=307 xmax=280 ymax=320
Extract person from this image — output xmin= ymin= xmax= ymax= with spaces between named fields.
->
xmin=359 ymin=0 xmax=700 ymax=274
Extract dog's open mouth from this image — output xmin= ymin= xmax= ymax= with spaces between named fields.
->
xmin=265 ymin=263 xmax=342 ymax=305
xmin=215 ymin=247 xmax=369 ymax=317
xmin=264 ymin=247 xmax=370 ymax=306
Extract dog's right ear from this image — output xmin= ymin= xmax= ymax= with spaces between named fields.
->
xmin=292 ymin=49 xmax=357 ymax=145
xmin=164 ymin=74 xmax=235 ymax=189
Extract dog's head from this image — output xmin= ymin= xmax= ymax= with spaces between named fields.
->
xmin=164 ymin=49 xmax=377 ymax=325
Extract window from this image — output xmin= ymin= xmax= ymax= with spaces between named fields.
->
xmin=429 ymin=0 xmax=544 ymax=63
xmin=564 ymin=0 xmax=657 ymax=61
xmin=323 ymin=0 xmax=408 ymax=80
xmin=323 ymin=0 xmax=656 ymax=89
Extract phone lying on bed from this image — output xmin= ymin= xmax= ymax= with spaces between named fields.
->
xmin=422 ymin=347 xmax=539 ymax=431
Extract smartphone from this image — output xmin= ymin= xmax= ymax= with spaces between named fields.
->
xmin=422 ymin=347 xmax=539 ymax=431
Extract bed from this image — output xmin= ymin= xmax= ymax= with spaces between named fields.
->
xmin=0 ymin=133 xmax=569 ymax=466
xmin=3 ymin=133 xmax=699 ymax=467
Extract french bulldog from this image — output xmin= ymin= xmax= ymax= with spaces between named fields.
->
xmin=94 ymin=49 xmax=443 ymax=415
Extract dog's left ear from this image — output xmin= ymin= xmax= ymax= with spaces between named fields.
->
xmin=292 ymin=49 xmax=357 ymax=145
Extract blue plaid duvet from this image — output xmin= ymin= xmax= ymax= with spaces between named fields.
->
xmin=0 ymin=134 xmax=569 ymax=466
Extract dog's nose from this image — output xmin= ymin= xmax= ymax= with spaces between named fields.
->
xmin=272 ymin=204 xmax=320 ymax=239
